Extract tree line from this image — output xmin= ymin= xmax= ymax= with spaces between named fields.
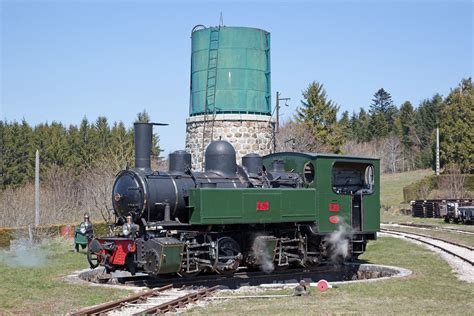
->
xmin=279 ymin=77 xmax=473 ymax=174
xmin=1 ymin=79 xmax=472 ymax=190
xmin=1 ymin=110 xmax=160 ymax=188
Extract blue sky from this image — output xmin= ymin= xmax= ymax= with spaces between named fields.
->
xmin=1 ymin=0 xmax=472 ymax=153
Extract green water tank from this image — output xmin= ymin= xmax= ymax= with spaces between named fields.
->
xmin=189 ymin=26 xmax=271 ymax=116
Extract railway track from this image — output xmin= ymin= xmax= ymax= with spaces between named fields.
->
xmin=70 ymin=284 xmax=219 ymax=315
xmin=388 ymin=223 xmax=474 ymax=236
xmin=381 ymin=227 xmax=474 ymax=251
xmin=380 ymin=228 xmax=474 ymax=266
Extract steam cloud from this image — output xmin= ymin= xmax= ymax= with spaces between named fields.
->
xmin=252 ymin=236 xmax=275 ymax=273
xmin=324 ymin=219 xmax=353 ymax=262
xmin=0 ymin=237 xmax=47 ymax=268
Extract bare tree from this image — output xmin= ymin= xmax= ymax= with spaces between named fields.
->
xmin=439 ymin=164 xmax=466 ymax=199
xmin=276 ymin=120 xmax=325 ymax=152
xmin=81 ymin=163 xmax=116 ymax=223
xmin=383 ymin=134 xmax=403 ymax=173
xmin=344 ymin=136 xmax=404 ymax=174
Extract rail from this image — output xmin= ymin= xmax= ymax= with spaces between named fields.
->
xmin=70 ymin=284 xmax=172 ymax=315
xmin=395 ymin=223 xmax=474 ymax=236
xmin=380 ymin=228 xmax=474 ymax=266
xmin=132 ymin=285 xmax=219 ymax=315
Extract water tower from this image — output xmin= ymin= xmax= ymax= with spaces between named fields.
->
xmin=185 ymin=25 xmax=274 ymax=170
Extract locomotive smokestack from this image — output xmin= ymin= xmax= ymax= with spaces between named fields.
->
xmin=134 ymin=122 xmax=152 ymax=171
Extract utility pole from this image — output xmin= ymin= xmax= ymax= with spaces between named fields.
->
xmin=274 ymin=91 xmax=290 ymax=151
xmin=436 ymin=127 xmax=440 ymax=176
xmin=35 ymin=150 xmax=40 ymax=226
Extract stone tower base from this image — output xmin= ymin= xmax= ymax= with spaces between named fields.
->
xmin=185 ymin=114 xmax=275 ymax=171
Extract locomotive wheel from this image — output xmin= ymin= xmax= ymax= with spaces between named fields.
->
xmin=87 ymin=247 xmax=100 ymax=269
xmin=144 ymin=250 xmax=160 ymax=274
xmin=215 ymin=237 xmax=241 ymax=275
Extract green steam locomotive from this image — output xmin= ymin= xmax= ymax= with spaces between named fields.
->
xmin=87 ymin=123 xmax=380 ymax=276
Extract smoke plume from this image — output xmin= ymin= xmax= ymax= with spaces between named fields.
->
xmin=0 ymin=237 xmax=47 ymax=268
xmin=324 ymin=219 xmax=353 ymax=263
xmin=252 ymin=236 xmax=275 ymax=273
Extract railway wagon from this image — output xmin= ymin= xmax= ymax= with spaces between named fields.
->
xmin=87 ymin=123 xmax=380 ymax=276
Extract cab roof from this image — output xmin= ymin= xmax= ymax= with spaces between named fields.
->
xmin=265 ymin=152 xmax=380 ymax=161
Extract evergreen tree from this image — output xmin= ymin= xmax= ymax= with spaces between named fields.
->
xmin=65 ymin=125 xmax=83 ymax=172
xmin=296 ymin=81 xmax=343 ymax=153
xmin=414 ymin=94 xmax=444 ymax=168
xmin=93 ymin=116 xmax=111 ymax=160
xmin=1 ymin=115 xmax=161 ymax=188
xmin=349 ymin=108 xmax=371 ymax=143
xmin=439 ymin=78 xmax=473 ymax=173
xmin=358 ymin=108 xmax=371 ymax=142
xmin=339 ymin=111 xmax=351 ymax=140
xmin=368 ymin=88 xmax=397 ymax=138
xmin=396 ymin=101 xmax=415 ymax=150
xmin=395 ymin=101 xmax=415 ymax=171
xmin=109 ymin=121 xmax=134 ymax=170
xmin=2 ymin=121 xmax=34 ymax=187
xmin=136 ymin=109 xmax=151 ymax=123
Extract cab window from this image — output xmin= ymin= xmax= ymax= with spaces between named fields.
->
xmin=332 ymin=162 xmax=375 ymax=195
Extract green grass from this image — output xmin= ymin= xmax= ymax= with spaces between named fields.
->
xmin=0 ymin=239 xmax=131 ymax=314
xmin=380 ymin=169 xmax=433 ymax=208
xmin=381 ymin=212 xmax=445 ymax=224
xmin=187 ymin=237 xmax=474 ymax=315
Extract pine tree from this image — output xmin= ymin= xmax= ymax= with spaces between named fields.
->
xmin=414 ymin=94 xmax=444 ymax=168
xmin=368 ymin=88 xmax=397 ymax=138
xmin=396 ymin=101 xmax=415 ymax=149
xmin=395 ymin=101 xmax=415 ymax=170
xmin=339 ymin=111 xmax=351 ymax=140
xmin=109 ymin=121 xmax=134 ymax=170
xmin=66 ymin=124 xmax=83 ymax=173
xmin=2 ymin=120 xmax=34 ymax=187
xmin=296 ymin=81 xmax=343 ymax=153
xmin=358 ymin=108 xmax=371 ymax=142
xmin=136 ymin=109 xmax=151 ymax=123
xmin=439 ymin=78 xmax=474 ymax=173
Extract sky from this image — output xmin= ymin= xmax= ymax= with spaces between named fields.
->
xmin=1 ymin=0 xmax=472 ymax=154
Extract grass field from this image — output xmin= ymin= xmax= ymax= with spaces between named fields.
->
xmin=380 ymin=169 xmax=432 ymax=208
xmin=188 ymin=237 xmax=474 ymax=315
xmin=0 ymin=239 xmax=130 ymax=314
xmin=1 ymin=236 xmax=472 ymax=315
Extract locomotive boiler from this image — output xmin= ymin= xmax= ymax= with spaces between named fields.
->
xmin=87 ymin=122 xmax=380 ymax=276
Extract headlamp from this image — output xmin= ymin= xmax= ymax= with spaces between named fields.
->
xmin=122 ymin=224 xmax=130 ymax=236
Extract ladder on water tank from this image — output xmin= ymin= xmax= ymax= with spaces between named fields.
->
xmin=201 ymin=27 xmax=220 ymax=168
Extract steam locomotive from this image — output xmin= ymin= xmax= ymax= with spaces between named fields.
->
xmin=87 ymin=122 xmax=380 ymax=276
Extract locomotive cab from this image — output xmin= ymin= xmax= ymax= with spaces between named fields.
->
xmin=263 ymin=152 xmax=380 ymax=256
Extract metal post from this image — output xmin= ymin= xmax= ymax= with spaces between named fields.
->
xmin=274 ymin=92 xmax=290 ymax=152
xmin=35 ymin=150 xmax=40 ymax=226
xmin=276 ymin=91 xmax=280 ymax=133
xmin=436 ymin=127 xmax=440 ymax=176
